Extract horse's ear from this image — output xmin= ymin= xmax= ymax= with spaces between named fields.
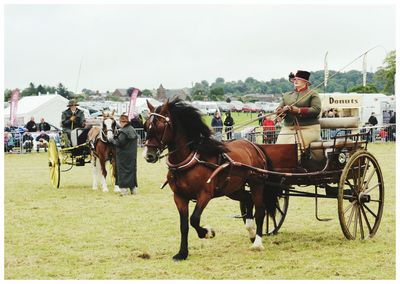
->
xmin=160 ymin=99 xmax=169 ymax=113
xmin=147 ymin=100 xmax=155 ymax=113
xmin=102 ymin=111 xmax=105 ymax=117
xmin=111 ymin=110 xmax=115 ymax=117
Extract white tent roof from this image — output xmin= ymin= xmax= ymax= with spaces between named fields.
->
xmin=6 ymin=95 xmax=68 ymax=115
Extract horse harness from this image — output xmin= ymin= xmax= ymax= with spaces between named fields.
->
xmin=162 ymin=139 xmax=268 ymax=197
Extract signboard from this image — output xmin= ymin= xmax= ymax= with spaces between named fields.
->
xmin=320 ymin=94 xmax=362 ymax=109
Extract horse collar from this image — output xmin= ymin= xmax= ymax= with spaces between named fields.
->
xmin=166 ymin=151 xmax=199 ymax=171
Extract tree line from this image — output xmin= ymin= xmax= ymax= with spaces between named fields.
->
xmin=4 ymin=51 xmax=395 ymax=102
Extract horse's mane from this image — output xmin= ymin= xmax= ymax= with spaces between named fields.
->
xmin=164 ymin=98 xmax=228 ymax=156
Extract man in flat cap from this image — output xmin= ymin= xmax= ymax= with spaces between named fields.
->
xmin=60 ymin=99 xmax=86 ymax=147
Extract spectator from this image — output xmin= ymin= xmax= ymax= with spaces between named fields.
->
xmin=110 ymin=113 xmax=138 ymax=196
xmin=257 ymin=111 xmax=264 ymax=126
xmin=38 ymin=118 xmax=51 ymax=132
xmin=22 ymin=132 xmax=34 ymax=152
xmin=262 ymin=116 xmax=276 ymax=144
xmin=25 ymin=117 xmax=38 ymax=132
xmin=130 ymin=114 xmax=146 ymax=143
xmin=6 ymin=133 xmax=15 ymax=153
xmin=368 ymin=112 xmax=378 ymax=126
xmin=223 ymin=111 xmax=235 ymax=140
xmin=388 ymin=112 xmax=396 ymax=141
xmin=211 ymin=111 xmax=223 ymax=141
xmin=379 ymin=128 xmax=387 ymax=142
xmin=4 ymin=133 xmax=9 ymax=152
xmin=35 ymin=131 xmax=50 ymax=152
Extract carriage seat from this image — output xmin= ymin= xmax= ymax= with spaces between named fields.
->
xmin=319 ymin=117 xmax=359 ymax=129
xmin=70 ymin=128 xmax=85 ymax=147
xmin=308 ymin=139 xmax=357 ymax=161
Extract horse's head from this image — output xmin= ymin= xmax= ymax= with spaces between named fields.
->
xmin=143 ymin=100 xmax=173 ymax=163
xmin=102 ymin=110 xmax=117 ymax=141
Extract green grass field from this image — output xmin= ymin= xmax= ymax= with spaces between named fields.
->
xmin=4 ymin=142 xmax=396 ymax=280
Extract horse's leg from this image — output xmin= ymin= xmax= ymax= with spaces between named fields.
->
xmin=99 ymin=157 xmax=109 ymax=192
xmin=228 ymin=190 xmax=255 ymax=241
xmin=249 ymin=182 xmax=265 ymax=251
xmin=92 ymin=156 xmax=98 ymax=190
xmin=173 ymin=193 xmax=189 ymax=261
xmin=190 ymin=193 xmax=215 ymax=239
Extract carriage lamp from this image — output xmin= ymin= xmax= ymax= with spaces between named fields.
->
xmin=338 ymin=152 xmax=347 ymax=164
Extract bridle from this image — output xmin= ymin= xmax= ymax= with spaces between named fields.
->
xmin=100 ymin=117 xmax=117 ymax=143
xmin=144 ymin=112 xmax=172 ymax=156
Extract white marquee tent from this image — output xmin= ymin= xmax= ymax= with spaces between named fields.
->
xmin=4 ymin=94 xmax=89 ymax=128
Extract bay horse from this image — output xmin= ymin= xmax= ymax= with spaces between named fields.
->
xmin=87 ymin=111 xmax=117 ymax=192
xmin=143 ymin=98 xmax=276 ymax=261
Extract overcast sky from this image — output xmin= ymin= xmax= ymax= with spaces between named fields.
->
xmin=4 ymin=3 xmax=397 ymax=93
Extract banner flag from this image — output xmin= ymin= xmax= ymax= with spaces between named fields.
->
xmin=10 ymin=89 xmax=20 ymax=126
xmin=127 ymin=87 xmax=141 ymax=120
xmin=324 ymin=52 xmax=329 ymax=87
xmin=362 ymin=54 xmax=367 ymax=87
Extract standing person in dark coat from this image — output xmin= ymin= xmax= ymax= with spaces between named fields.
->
xmin=368 ymin=112 xmax=378 ymax=126
xmin=223 ymin=111 xmax=235 ymax=140
xmin=110 ymin=113 xmax=138 ymax=196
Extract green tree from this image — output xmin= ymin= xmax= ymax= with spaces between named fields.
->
xmin=374 ymin=50 xmax=395 ymax=95
xmin=21 ymin=82 xmax=37 ymax=97
xmin=56 ymin=83 xmax=71 ymax=99
xmin=141 ymin=89 xmax=153 ymax=97
xmin=209 ymin=87 xmax=224 ymax=101
xmin=4 ymin=89 xmax=12 ymax=102
xmin=347 ymin=84 xmax=378 ymax=93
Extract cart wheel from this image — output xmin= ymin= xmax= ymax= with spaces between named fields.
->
xmin=338 ymin=150 xmax=384 ymax=240
xmin=48 ymin=138 xmax=60 ymax=188
xmin=265 ymin=187 xmax=289 ymax=235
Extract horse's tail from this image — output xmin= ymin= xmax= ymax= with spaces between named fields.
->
xmin=261 ymin=150 xmax=279 ymax=218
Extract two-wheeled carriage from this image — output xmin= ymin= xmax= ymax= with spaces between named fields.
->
xmin=47 ymin=130 xmax=92 ymax=188
xmin=234 ymin=118 xmax=384 ymax=240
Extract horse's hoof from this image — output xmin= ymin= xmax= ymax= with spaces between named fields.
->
xmin=205 ymin=227 xmax=215 ymax=239
xmin=172 ymin=252 xmax=188 ymax=261
xmin=102 ymin=189 xmax=109 ymax=193
xmin=92 ymin=187 xmax=97 ymax=191
xmin=250 ymin=237 xmax=256 ymax=243
xmin=250 ymin=244 xmax=265 ymax=251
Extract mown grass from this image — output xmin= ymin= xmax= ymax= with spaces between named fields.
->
xmin=4 ymin=142 xmax=396 ymax=280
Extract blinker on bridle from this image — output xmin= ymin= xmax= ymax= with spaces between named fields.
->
xmin=145 ymin=112 xmax=171 ymax=155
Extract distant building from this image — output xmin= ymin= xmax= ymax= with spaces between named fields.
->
xmin=112 ymin=89 xmax=129 ymax=99
xmin=156 ymin=84 xmax=189 ymax=102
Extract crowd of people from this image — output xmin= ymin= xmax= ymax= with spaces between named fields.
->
xmin=4 ymin=116 xmax=52 ymax=153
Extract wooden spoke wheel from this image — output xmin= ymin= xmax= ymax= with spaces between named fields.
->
xmin=265 ymin=186 xmax=289 ymax=236
xmin=338 ymin=150 xmax=384 ymax=240
xmin=48 ymin=138 xmax=60 ymax=188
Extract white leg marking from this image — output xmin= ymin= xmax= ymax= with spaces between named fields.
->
xmin=245 ymin=219 xmax=256 ymax=239
xmin=205 ymin=227 xmax=215 ymax=239
xmin=92 ymin=157 xmax=98 ymax=190
xmin=250 ymin=235 xmax=264 ymax=251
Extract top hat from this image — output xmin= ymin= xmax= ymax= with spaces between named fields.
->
xmin=67 ymin=99 xmax=79 ymax=107
xmin=289 ymin=70 xmax=311 ymax=84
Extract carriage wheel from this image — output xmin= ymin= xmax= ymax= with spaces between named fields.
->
xmin=48 ymin=138 xmax=60 ymax=188
xmin=338 ymin=150 xmax=384 ymax=240
xmin=265 ymin=187 xmax=289 ymax=235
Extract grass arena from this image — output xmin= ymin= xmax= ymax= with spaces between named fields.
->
xmin=4 ymin=141 xmax=396 ymax=280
